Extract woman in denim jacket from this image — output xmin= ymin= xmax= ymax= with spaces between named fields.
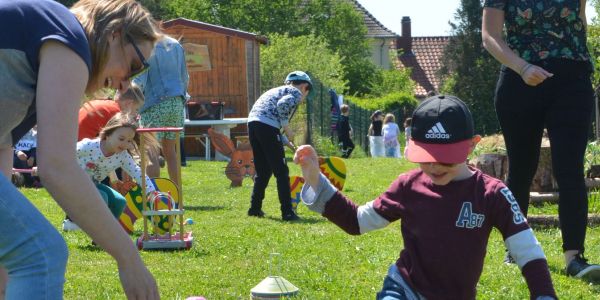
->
xmin=134 ymin=36 xmax=189 ymax=186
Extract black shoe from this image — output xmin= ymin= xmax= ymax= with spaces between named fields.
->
xmin=248 ymin=208 xmax=265 ymax=217
xmin=282 ymin=212 xmax=300 ymax=221
xmin=566 ymin=254 xmax=600 ymax=281
xmin=504 ymin=251 xmax=515 ymax=265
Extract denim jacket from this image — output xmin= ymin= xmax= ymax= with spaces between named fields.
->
xmin=134 ymin=36 xmax=189 ymax=113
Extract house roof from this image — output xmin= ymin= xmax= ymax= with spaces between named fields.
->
xmin=348 ymin=0 xmax=398 ymax=38
xmin=395 ymin=36 xmax=450 ymax=98
xmin=162 ymin=18 xmax=269 ymax=44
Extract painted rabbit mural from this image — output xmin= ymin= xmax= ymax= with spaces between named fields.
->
xmin=207 ymin=128 xmax=255 ymax=187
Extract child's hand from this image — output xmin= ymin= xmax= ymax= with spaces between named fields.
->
xmin=16 ymin=151 xmax=27 ymax=161
xmin=293 ymin=145 xmax=320 ymax=189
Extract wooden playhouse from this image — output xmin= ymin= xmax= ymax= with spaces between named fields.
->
xmin=162 ymin=18 xmax=268 ymax=157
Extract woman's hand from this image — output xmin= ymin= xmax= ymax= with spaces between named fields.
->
xmin=117 ymin=257 xmax=160 ymax=300
xmin=293 ymin=145 xmax=320 ymax=189
xmin=520 ymin=64 xmax=553 ymax=86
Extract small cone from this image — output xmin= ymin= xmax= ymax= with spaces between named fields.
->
xmin=250 ymin=276 xmax=299 ymax=299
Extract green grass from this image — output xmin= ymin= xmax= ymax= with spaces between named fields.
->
xmin=20 ymin=157 xmax=600 ymax=299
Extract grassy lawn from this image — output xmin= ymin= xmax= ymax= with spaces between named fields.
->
xmin=20 ymin=157 xmax=600 ymax=299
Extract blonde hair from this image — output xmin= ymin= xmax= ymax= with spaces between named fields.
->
xmin=115 ymin=83 xmax=144 ymax=107
xmin=100 ymin=113 xmax=160 ymax=157
xmin=70 ymin=0 xmax=161 ymax=94
xmin=340 ymin=104 xmax=349 ymax=114
xmin=384 ymin=113 xmax=395 ymax=124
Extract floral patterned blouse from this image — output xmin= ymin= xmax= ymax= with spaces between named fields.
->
xmin=484 ymin=0 xmax=590 ymax=62
xmin=77 ymin=138 xmax=156 ymax=192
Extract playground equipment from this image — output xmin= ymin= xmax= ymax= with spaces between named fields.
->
xmin=136 ymin=127 xmax=193 ymax=250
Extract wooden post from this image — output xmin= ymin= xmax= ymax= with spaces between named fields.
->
xmin=175 ymin=132 xmax=184 ymax=241
xmin=140 ymin=134 xmax=148 ymax=241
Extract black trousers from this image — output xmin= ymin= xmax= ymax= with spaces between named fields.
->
xmin=339 ymin=136 xmax=354 ymax=158
xmin=248 ymin=121 xmax=293 ymax=215
xmin=494 ymin=58 xmax=594 ymax=252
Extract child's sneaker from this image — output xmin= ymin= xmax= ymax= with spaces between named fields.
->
xmin=62 ymin=219 xmax=81 ymax=231
xmin=566 ymin=254 xmax=600 ymax=281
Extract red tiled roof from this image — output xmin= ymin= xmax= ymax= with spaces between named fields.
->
xmin=395 ymin=36 xmax=450 ymax=98
xmin=349 ymin=0 xmax=398 ymax=38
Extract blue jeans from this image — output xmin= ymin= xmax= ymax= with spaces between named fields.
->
xmin=0 ymin=174 xmax=68 ymax=299
xmin=377 ymin=264 xmax=423 ymax=300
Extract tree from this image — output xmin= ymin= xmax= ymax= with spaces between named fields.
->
xmin=439 ymin=0 xmax=501 ymax=135
xmin=303 ymin=0 xmax=378 ymax=95
xmin=260 ymin=33 xmax=347 ymax=92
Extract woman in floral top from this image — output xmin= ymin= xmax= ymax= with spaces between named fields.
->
xmin=482 ymin=0 xmax=600 ymax=280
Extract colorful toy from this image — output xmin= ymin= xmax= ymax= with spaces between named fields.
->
xmin=290 ymin=156 xmax=346 ymax=212
xmin=185 ymin=218 xmax=194 ymax=225
xmin=135 ymin=127 xmax=193 ymax=250
xmin=207 ymin=128 xmax=255 ymax=187
xmin=118 ymin=178 xmax=180 ymax=235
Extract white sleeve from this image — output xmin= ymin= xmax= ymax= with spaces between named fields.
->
xmin=357 ymin=201 xmax=391 ymax=234
xmin=504 ymin=229 xmax=546 ymax=269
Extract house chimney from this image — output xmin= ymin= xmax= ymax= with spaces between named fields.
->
xmin=396 ymin=16 xmax=412 ymax=55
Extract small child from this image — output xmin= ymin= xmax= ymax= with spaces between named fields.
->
xmin=382 ymin=113 xmax=401 ymax=158
xmin=403 ymin=117 xmax=412 ymax=158
xmin=337 ymin=104 xmax=354 ymax=158
xmin=368 ymin=110 xmax=385 ymax=157
xmin=294 ymin=95 xmax=556 ymax=299
xmin=62 ymin=113 xmax=160 ymax=231
xmin=12 ymin=126 xmax=39 ymax=187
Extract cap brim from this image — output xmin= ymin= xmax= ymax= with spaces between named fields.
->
xmin=406 ymin=138 xmax=472 ymax=164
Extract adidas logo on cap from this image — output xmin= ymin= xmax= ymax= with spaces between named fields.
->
xmin=425 ymin=122 xmax=451 ymax=139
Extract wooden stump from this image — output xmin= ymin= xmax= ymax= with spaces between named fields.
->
xmin=471 ymin=153 xmax=508 ymax=181
xmin=530 ymin=145 xmax=557 ymax=192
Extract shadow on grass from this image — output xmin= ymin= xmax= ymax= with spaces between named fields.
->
xmin=263 ymin=216 xmax=325 ymax=224
xmin=184 ymin=205 xmax=227 ymax=211
xmin=77 ymin=243 xmax=105 ymax=252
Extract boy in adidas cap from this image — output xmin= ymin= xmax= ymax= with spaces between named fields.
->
xmin=294 ymin=95 xmax=556 ymax=299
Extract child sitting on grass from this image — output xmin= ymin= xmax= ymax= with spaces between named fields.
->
xmin=63 ymin=113 xmax=160 ymax=231
xmin=294 ymin=95 xmax=556 ymax=299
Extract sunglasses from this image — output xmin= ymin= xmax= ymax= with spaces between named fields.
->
xmin=126 ymin=35 xmax=150 ymax=80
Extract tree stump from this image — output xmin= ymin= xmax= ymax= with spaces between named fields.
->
xmin=472 ymin=142 xmax=556 ymax=193
xmin=471 ymin=153 xmax=508 ymax=181
xmin=530 ymin=145 xmax=557 ymax=192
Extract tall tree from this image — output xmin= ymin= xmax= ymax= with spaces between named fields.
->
xmin=439 ymin=0 xmax=501 ymax=135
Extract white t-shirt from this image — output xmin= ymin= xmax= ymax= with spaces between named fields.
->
xmin=383 ymin=123 xmax=400 ymax=145
xmin=77 ymin=138 xmax=156 ymax=192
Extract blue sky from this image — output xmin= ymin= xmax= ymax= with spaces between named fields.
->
xmin=355 ymin=0 xmax=597 ymax=37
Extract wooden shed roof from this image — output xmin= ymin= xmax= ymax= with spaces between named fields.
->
xmin=162 ymin=18 xmax=269 ymax=45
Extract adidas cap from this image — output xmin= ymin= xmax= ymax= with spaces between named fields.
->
xmin=406 ymin=95 xmax=474 ymax=164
